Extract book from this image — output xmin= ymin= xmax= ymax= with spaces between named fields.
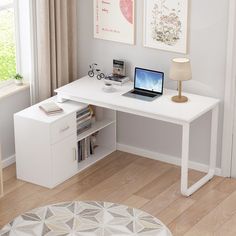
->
xmin=76 ymin=112 xmax=91 ymax=122
xmin=77 ymin=119 xmax=92 ymax=129
xmin=113 ymin=59 xmax=125 ymax=76
xmin=104 ymin=59 xmax=129 ymax=85
xmin=76 ymin=105 xmax=93 ymax=136
xmin=104 ymin=74 xmax=130 ymax=85
xmin=77 ymin=131 xmax=99 ymax=163
xmin=39 ymin=102 xmax=63 ymax=115
xmin=77 ymin=141 xmax=82 ymax=162
xmin=87 ymin=137 xmax=91 ymax=156
xmin=76 ymin=106 xmax=90 ymax=117
xmin=77 ymin=114 xmax=92 ymax=125
xmin=77 ymin=123 xmax=92 ymax=135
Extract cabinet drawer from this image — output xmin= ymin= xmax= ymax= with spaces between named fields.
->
xmin=50 ymin=114 xmax=76 ymax=144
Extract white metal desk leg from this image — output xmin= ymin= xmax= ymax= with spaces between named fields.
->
xmin=181 ymin=123 xmax=190 ymax=196
xmin=181 ymin=105 xmax=219 ymax=197
xmin=209 ymin=105 xmax=219 ymax=173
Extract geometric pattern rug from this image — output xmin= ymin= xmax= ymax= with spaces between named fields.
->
xmin=0 ymin=201 xmax=172 ymax=236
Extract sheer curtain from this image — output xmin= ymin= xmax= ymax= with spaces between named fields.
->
xmin=33 ymin=0 xmax=78 ymax=101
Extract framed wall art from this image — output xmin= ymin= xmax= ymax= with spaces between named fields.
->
xmin=94 ymin=0 xmax=135 ymax=45
xmin=143 ymin=0 xmax=189 ymax=54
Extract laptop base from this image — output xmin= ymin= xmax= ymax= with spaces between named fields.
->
xmin=123 ymin=90 xmax=161 ymax=102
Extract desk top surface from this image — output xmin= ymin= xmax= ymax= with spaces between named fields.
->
xmin=55 ymin=76 xmax=220 ymax=124
xmin=15 ymin=96 xmax=86 ymax=123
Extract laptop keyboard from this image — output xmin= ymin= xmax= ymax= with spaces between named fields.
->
xmin=131 ymin=90 xmax=157 ymax=98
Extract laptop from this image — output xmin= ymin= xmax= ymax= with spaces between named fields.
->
xmin=123 ymin=67 xmax=164 ymax=101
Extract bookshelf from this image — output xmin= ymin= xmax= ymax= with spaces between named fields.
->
xmin=76 ymin=106 xmax=116 ymax=170
xmin=14 ymin=97 xmax=116 ymax=188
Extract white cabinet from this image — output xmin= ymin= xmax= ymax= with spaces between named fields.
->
xmin=14 ymin=96 xmax=116 ymax=188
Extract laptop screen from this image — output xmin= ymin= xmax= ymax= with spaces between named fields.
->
xmin=134 ymin=68 xmax=164 ymax=94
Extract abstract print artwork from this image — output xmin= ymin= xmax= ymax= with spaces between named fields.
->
xmin=94 ymin=0 xmax=135 ymax=45
xmin=143 ymin=0 xmax=189 ymax=53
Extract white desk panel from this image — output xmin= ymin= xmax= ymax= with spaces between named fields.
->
xmin=55 ymin=76 xmax=220 ymax=124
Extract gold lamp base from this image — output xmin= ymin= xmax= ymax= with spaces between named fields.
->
xmin=172 ymin=95 xmax=188 ymax=103
xmin=171 ymin=81 xmax=188 ymax=103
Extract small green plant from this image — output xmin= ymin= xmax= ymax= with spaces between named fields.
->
xmin=12 ymin=73 xmax=23 ymax=80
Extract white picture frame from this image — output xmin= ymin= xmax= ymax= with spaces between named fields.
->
xmin=94 ymin=0 xmax=135 ymax=45
xmin=143 ymin=0 xmax=189 ymax=54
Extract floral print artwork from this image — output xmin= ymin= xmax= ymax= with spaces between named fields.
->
xmin=144 ymin=0 xmax=188 ymax=53
xmin=152 ymin=0 xmax=182 ymax=46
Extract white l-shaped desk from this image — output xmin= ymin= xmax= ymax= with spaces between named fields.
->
xmin=55 ymin=76 xmax=220 ymax=197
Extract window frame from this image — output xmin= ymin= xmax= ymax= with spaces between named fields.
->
xmin=0 ymin=0 xmax=20 ymax=86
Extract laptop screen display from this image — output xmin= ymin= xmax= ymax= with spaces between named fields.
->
xmin=135 ymin=68 xmax=164 ymax=94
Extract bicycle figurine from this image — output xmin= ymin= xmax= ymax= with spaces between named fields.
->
xmin=88 ymin=63 xmax=105 ymax=80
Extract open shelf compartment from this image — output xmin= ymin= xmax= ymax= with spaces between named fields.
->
xmin=76 ymin=106 xmax=116 ymax=172
xmin=77 ymin=145 xmax=115 ymax=173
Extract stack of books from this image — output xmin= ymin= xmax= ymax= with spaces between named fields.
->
xmin=104 ymin=59 xmax=129 ymax=85
xmin=76 ymin=106 xmax=92 ymax=136
xmin=104 ymin=74 xmax=129 ymax=85
xmin=39 ymin=102 xmax=63 ymax=115
xmin=77 ymin=134 xmax=97 ymax=162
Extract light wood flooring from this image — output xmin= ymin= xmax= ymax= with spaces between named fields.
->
xmin=1 ymin=151 xmax=236 ymax=235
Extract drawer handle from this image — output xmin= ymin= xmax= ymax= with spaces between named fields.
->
xmin=60 ymin=126 xmax=70 ymax=133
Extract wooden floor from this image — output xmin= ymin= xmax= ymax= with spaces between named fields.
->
xmin=1 ymin=151 xmax=236 ymax=235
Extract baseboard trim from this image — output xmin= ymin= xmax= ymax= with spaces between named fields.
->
xmin=117 ymin=143 xmax=222 ymax=176
xmin=1 ymin=146 xmax=222 ymax=176
xmin=2 ymin=155 xmax=16 ymax=168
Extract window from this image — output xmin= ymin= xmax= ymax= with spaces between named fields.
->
xmin=0 ymin=0 xmax=17 ymax=83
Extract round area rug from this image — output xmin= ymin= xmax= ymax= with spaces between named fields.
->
xmin=0 ymin=201 xmax=172 ymax=236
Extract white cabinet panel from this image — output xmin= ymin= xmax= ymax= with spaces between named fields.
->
xmin=52 ymin=134 xmax=77 ymax=185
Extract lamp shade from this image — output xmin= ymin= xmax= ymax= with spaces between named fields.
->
xmin=169 ymin=58 xmax=192 ymax=81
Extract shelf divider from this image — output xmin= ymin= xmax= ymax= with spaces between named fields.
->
xmin=77 ymin=118 xmax=115 ymax=142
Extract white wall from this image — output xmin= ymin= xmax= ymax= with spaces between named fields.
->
xmin=77 ymin=0 xmax=229 ymax=167
xmin=0 ymin=89 xmax=30 ymax=162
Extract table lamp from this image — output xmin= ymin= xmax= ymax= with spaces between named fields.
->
xmin=169 ymin=58 xmax=192 ymax=103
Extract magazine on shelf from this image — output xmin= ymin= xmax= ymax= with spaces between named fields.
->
xmin=76 ymin=112 xmax=91 ymax=122
xmin=77 ymin=115 xmax=92 ymax=125
xmin=76 ymin=105 xmax=99 ymax=162
xmin=76 ymin=107 xmax=90 ymax=117
xmin=77 ymin=134 xmax=98 ymax=162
